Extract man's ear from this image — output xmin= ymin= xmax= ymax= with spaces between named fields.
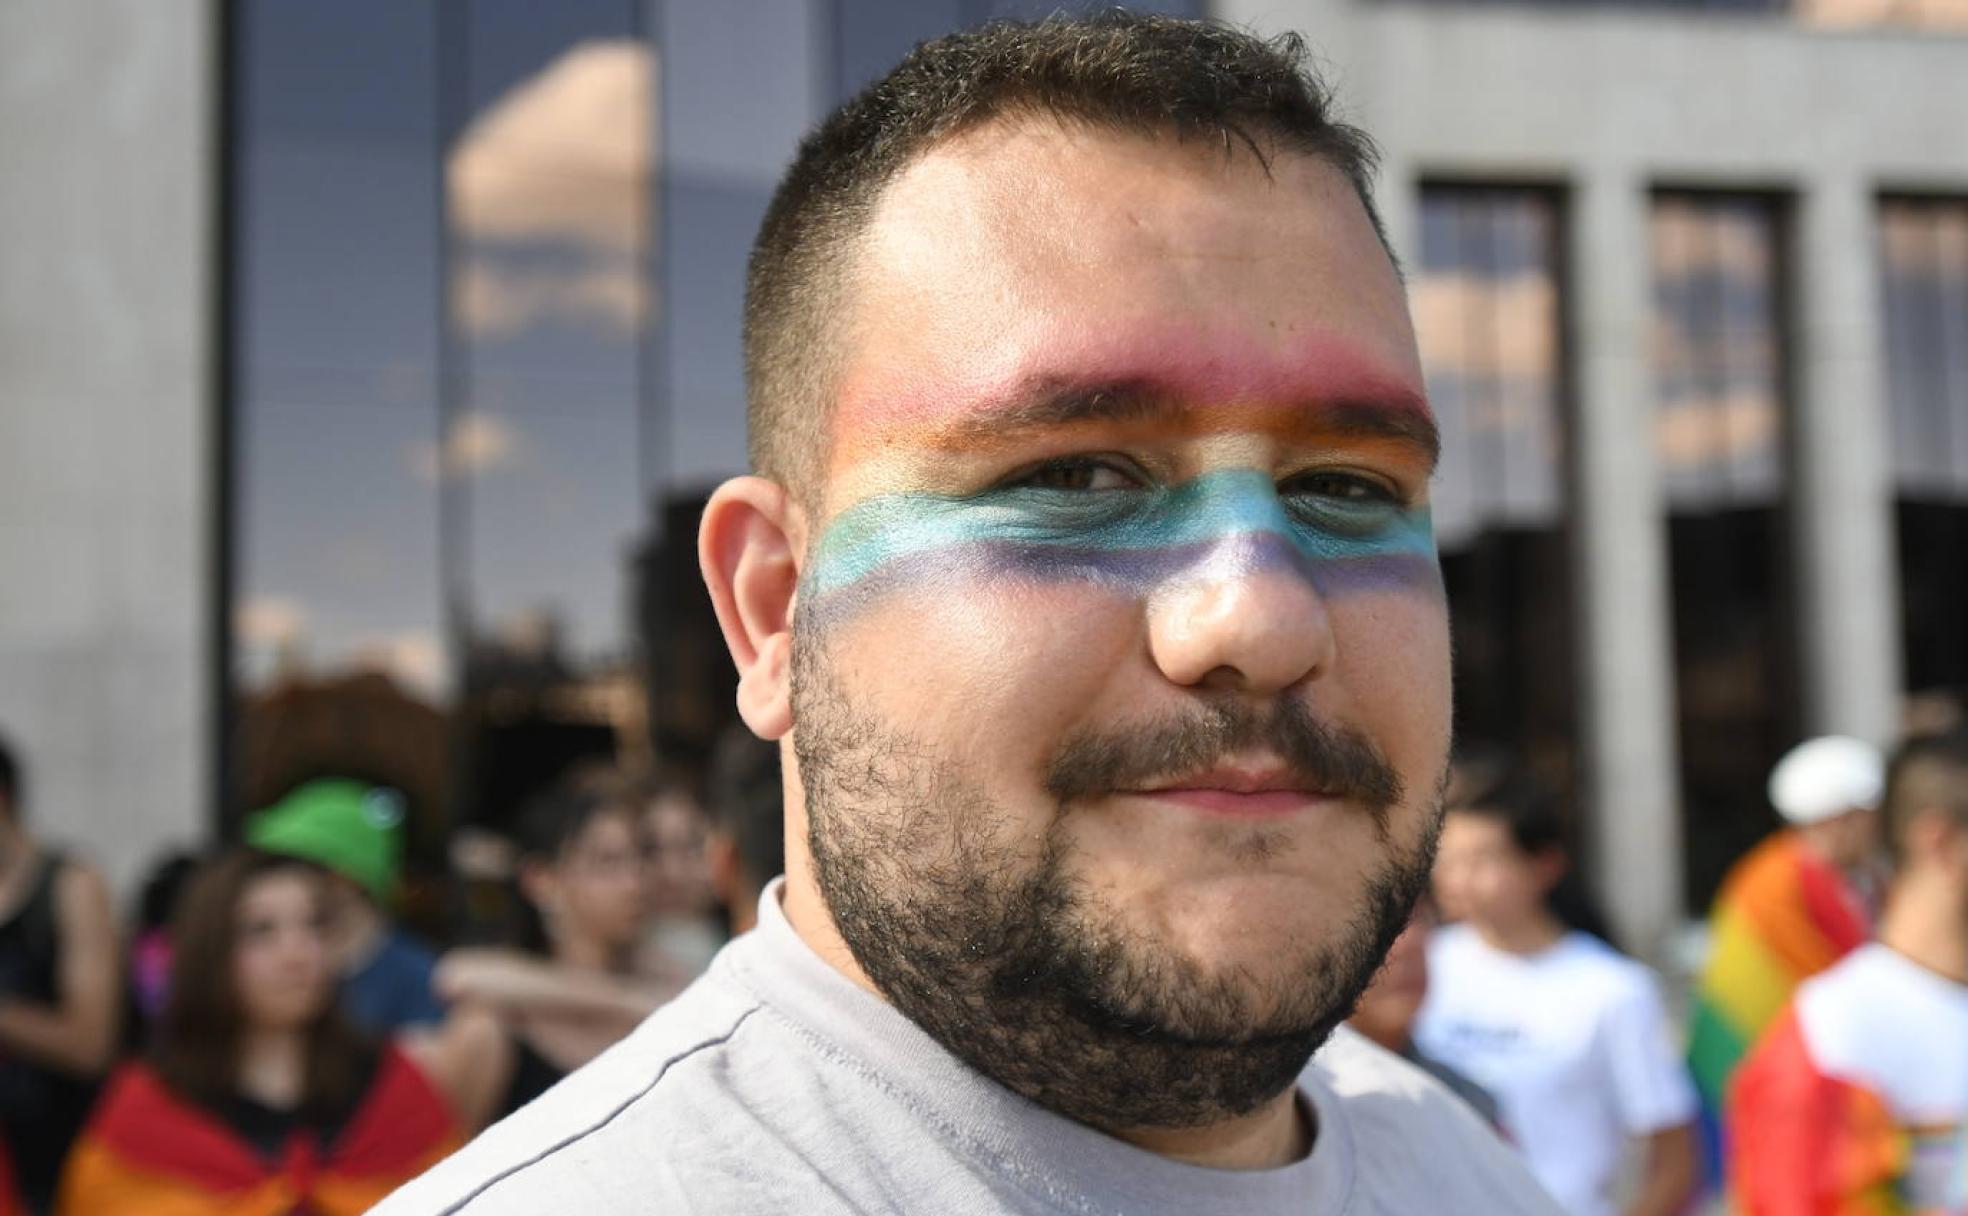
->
xmin=700 ymin=475 xmax=803 ymax=741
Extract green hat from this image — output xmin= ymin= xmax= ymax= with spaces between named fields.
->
xmin=246 ymin=779 xmax=405 ymax=905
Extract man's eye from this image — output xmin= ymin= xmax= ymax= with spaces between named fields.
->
xmin=1010 ymin=457 xmax=1139 ymax=492
xmin=1283 ymin=470 xmax=1402 ymax=506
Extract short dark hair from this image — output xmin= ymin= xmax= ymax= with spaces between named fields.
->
xmin=1448 ymin=767 xmax=1567 ymax=859
xmin=1448 ymin=763 xmax=1618 ymax=945
xmin=0 ymin=731 xmax=17 ymax=821
xmin=1881 ymin=729 xmax=1968 ymax=866
xmin=744 ymin=10 xmax=1388 ymax=498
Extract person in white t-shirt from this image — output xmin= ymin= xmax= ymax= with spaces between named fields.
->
xmin=1417 ymin=771 xmax=1700 ymax=1216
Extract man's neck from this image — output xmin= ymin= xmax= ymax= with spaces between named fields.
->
xmin=1114 ymin=1086 xmax=1313 ymax=1170
xmin=780 ymin=874 xmax=1317 ymax=1171
xmin=782 ymin=860 xmax=882 ymax=994
xmin=1877 ymin=873 xmax=1968 ymax=985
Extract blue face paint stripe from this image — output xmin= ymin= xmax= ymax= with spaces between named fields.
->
xmin=798 ymin=535 xmax=1443 ymax=630
xmin=804 ymin=468 xmax=1437 ymax=603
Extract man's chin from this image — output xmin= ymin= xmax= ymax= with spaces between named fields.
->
xmin=1061 ymin=945 xmax=1357 ymax=1046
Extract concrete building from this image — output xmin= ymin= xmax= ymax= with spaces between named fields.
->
xmin=2 ymin=0 xmax=1965 ymax=961
xmin=1226 ymin=0 xmax=1968 ymax=954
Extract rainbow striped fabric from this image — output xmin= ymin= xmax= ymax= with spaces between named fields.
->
xmin=1729 ymin=1006 xmax=1906 ymax=1215
xmin=1689 ymin=832 xmax=1870 ymax=1159
xmin=57 ymin=1044 xmax=458 ymax=1215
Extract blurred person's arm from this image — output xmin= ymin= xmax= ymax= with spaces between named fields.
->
xmin=0 ymin=862 xmax=119 ymax=1076
xmin=1621 ymin=1121 xmax=1698 ymax=1216
xmin=435 ymin=947 xmax=679 ymax=1026
xmin=401 ymin=1002 xmax=513 ymax=1133
xmin=1595 ymin=968 xmax=1704 ymax=1216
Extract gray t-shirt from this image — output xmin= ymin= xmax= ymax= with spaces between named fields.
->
xmin=378 ymin=885 xmax=1562 ymax=1215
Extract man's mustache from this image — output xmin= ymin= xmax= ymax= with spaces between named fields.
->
xmin=1043 ymin=698 xmax=1404 ymax=823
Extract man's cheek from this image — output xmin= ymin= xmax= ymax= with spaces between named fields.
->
xmin=800 ymin=558 xmax=1139 ymax=725
xmin=1331 ymin=592 xmax=1453 ymax=783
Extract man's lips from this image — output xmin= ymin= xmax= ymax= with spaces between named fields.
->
xmin=1121 ymin=765 xmax=1333 ymax=818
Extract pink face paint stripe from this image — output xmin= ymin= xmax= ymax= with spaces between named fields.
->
xmin=829 ymin=324 xmax=1431 ymax=471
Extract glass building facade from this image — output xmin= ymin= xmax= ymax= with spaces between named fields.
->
xmin=1883 ymin=196 xmax=1968 ymax=705
xmin=222 ymin=1 xmax=1201 ymax=876
xmin=1413 ymin=185 xmax=1578 ymax=805
xmin=203 ymin=0 xmax=1968 ymax=939
xmin=1650 ymin=191 xmax=1797 ymax=909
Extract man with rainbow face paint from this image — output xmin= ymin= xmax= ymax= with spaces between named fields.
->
xmin=380 ymin=13 xmax=1561 ymax=1215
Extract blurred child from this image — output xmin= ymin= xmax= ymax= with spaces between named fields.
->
xmin=58 ymin=849 xmax=506 ymax=1214
xmin=1417 ymin=772 xmax=1700 ymax=1216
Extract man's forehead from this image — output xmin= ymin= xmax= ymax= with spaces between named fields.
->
xmin=826 ymin=115 xmax=1422 ymax=471
xmin=860 ymin=118 xmax=1400 ymax=303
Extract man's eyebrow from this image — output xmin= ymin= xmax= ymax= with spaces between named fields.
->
xmin=926 ymin=378 xmax=1442 ymax=471
xmin=932 ymin=380 xmax=1174 ymax=445
xmin=1315 ymin=399 xmax=1442 ymax=471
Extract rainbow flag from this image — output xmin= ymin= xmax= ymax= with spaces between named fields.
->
xmin=57 ymin=1044 xmax=458 ymax=1215
xmin=1689 ymin=832 xmax=1869 ymax=1171
xmin=1729 ymin=1006 xmax=1907 ymax=1215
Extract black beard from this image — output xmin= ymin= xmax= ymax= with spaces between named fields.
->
xmin=791 ymin=625 xmax=1443 ymax=1134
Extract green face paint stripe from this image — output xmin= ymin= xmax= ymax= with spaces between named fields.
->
xmin=805 ymin=468 xmax=1436 ymax=598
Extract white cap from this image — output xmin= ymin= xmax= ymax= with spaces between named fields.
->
xmin=1768 ymin=736 xmax=1884 ymax=825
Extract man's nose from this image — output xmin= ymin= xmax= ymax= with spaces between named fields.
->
xmin=1145 ymin=536 xmax=1335 ymax=694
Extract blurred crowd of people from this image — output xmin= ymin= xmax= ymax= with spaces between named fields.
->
xmin=0 ymin=726 xmax=782 ymax=1215
xmin=1344 ymin=728 xmax=1968 ymax=1216
xmin=0 ymin=715 xmax=1960 ymax=1214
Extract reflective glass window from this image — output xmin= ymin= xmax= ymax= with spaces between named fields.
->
xmin=1414 ymin=185 xmax=1578 ymax=797
xmin=1650 ymin=190 xmax=1798 ymax=912
xmin=1882 ymin=197 xmax=1968 ymax=704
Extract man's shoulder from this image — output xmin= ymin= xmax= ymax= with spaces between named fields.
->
xmin=373 ymin=966 xmax=772 ymax=1216
xmin=1312 ymin=1027 xmax=1562 ymax=1215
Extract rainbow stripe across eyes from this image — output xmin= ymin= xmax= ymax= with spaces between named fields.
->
xmin=802 ymin=468 xmax=1440 ymax=616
